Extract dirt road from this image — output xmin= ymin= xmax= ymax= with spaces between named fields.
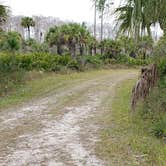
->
xmin=0 ymin=70 xmax=137 ymax=166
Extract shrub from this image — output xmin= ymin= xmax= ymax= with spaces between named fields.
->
xmin=152 ymin=118 xmax=166 ymax=138
xmin=153 ymin=36 xmax=166 ymax=57
xmin=84 ymin=55 xmax=103 ymax=68
xmin=156 ymin=56 xmax=166 ymax=76
xmin=0 ymin=31 xmax=22 ymax=52
xmin=67 ymin=59 xmax=79 ymax=70
xmin=0 ymin=53 xmax=74 ymax=72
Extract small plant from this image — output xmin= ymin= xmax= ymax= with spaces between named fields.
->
xmin=84 ymin=55 xmax=102 ymax=68
xmin=152 ymin=118 xmax=166 ymax=138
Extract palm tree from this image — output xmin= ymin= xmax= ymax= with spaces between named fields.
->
xmin=97 ymin=0 xmax=107 ymax=41
xmin=93 ymin=0 xmax=97 ymax=54
xmin=46 ymin=23 xmax=92 ymax=58
xmin=94 ymin=0 xmax=113 ymax=55
xmin=115 ymin=0 xmax=166 ymax=39
xmin=0 ymin=4 xmax=9 ymax=28
xmin=115 ymin=0 xmax=145 ymax=43
xmin=21 ymin=17 xmax=35 ymax=39
xmin=93 ymin=0 xmax=97 ymax=39
xmin=45 ymin=26 xmax=64 ymax=55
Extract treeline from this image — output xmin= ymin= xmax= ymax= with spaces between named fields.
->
xmin=0 ymin=23 xmax=156 ymax=59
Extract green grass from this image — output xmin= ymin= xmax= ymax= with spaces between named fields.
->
xmin=97 ymin=79 xmax=166 ymax=166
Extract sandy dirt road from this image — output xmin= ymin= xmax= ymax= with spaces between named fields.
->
xmin=0 ymin=70 xmax=137 ymax=166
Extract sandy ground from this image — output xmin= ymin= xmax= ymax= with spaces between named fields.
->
xmin=0 ymin=70 xmax=137 ymax=166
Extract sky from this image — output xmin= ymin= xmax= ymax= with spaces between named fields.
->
xmin=4 ymin=0 xmax=121 ymax=23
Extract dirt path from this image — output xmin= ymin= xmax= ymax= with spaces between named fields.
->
xmin=0 ymin=70 xmax=137 ymax=166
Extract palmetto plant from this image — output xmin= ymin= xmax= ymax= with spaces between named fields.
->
xmin=46 ymin=23 xmax=92 ymax=58
xmin=21 ymin=17 xmax=35 ymax=39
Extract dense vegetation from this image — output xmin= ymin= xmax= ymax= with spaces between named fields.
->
xmin=0 ymin=18 xmax=154 ymax=96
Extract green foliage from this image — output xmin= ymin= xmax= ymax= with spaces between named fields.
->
xmin=156 ymin=57 xmax=166 ymax=76
xmin=46 ymin=23 xmax=92 ymax=56
xmin=100 ymin=39 xmax=121 ymax=59
xmin=115 ymin=0 xmax=166 ymax=38
xmin=152 ymin=118 xmax=166 ymax=138
xmin=0 ymin=4 xmax=9 ymax=26
xmin=84 ymin=55 xmax=103 ymax=68
xmin=0 ymin=70 xmax=25 ymax=96
xmin=0 ymin=53 xmax=25 ymax=96
xmin=22 ymin=38 xmax=49 ymax=53
xmin=0 ymin=31 xmax=22 ymax=51
xmin=67 ymin=59 xmax=79 ymax=70
xmin=154 ymin=36 xmax=166 ymax=57
xmin=21 ymin=17 xmax=35 ymax=39
xmin=97 ymin=78 xmax=166 ymax=165
xmin=118 ymin=36 xmax=135 ymax=54
xmin=103 ymin=53 xmax=151 ymax=66
xmin=153 ymin=37 xmax=166 ymax=75
xmin=136 ymin=74 xmax=166 ymax=140
xmin=21 ymin=17 xmax=35 ymax=28
xmin=0 ymin=53 xmax=76 ymax=72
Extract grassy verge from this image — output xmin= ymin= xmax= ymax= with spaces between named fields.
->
xmin=97 ymin=79 xmax=166 ymax=166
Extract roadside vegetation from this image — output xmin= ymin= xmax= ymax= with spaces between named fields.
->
xmin=97 ymin=77 xmax=166 ymax=165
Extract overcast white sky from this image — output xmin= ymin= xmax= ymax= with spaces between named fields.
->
xmin=4 ymin=0 xmax=121 ymax=23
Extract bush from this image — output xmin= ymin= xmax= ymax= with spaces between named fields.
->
xmin=156 ymin=56 xmax=166 ymax=76
xmin=84 ymin=55 xmax=102 ymax=68
xmin=67 ymin=59 xmax=79 ymax=70
xmin=104 ymin=54 xmax=151 ymax=66
xmin=153 ymin=36 xmax=166 ymax=57
xmin=0 ymin=31 xmax=22 ymax=51
xmin=152 ymin=118 xmax=166 ymax=138
xmin=0 ymin=53 xmax=74 ymax=72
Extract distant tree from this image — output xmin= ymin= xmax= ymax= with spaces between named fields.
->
xmin=21 ymin=17 xmax=35 ymax=39
xmin=118 ymin=36 xmax=135 ymax=55
xmin=137 ymin=36 xmax=154 ymax=59
xmin=94 ymin=0 xmax=113 ymax=55
xmin=87 ymin=36 xmax=98 ymax=55
xmin=46 ymin=23 xmax=92 ymax=58
xmin=45 ymin=26 xmax=64 ymax=55
xmin=100 ymin=39 xmax=121 ymax=59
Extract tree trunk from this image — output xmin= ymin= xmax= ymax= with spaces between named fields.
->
xmin=57 ymin=45 xmax=63 ymax=55
xmin=89 ymin=47 xmax=93 ymax=56
xmin=27 ymin=26 xmax=30 ymax=39
xmin=100 ymin=10 xmax=104 ymax=41
xmin=80 ymin=44 xmax=84 ymax=56
xmin=94 ymin=1 xmax=97 ymax=55
xmin=69 ymin=45 xmax=76 ymax=59
xmin=147 ymin=25 xmax=152 ymax=37
xmin=100 ymin=9 xmax=104 ymax=55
